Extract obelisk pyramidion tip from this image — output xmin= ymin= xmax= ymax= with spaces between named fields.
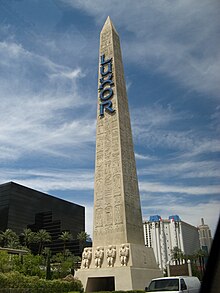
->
xmin=101 ymin=16 xmax=119 ymax=35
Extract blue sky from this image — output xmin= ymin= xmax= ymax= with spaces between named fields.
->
xmin=0 ymin=0 xmax=219 ymax=237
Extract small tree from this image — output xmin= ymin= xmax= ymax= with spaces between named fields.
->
xmin=59 ymin=231 xmax=72 ymax=257
xmin=42 ymin=247 xmax=52 ymax=280
xmin=20 ymin=228 xmax=36 ymax=249
xmin=35 ymin=229 xmax=51 ymax=255
xmin=171 ymin=246 xmax=184 ymax=265
xmin=51 ymin=251 xmax=80 ymax=278
xmin=0 ymin=229 xmax=20 ymax=248
xmin=13 ymin=253 xmax=44 ymax=277
xmin=0 ymin=251 xmax=12 ymax=273
xmin=195 ymin=248 xmax=207 ymax=277
xmin=77 ymin=231 xmax=90 ymax=253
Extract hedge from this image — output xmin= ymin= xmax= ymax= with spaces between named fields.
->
xmin=0 ymin=272 xmax=83 ymax=293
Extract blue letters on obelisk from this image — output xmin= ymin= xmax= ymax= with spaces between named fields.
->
xmin=99 ymin=54 xmax=115 ymax=116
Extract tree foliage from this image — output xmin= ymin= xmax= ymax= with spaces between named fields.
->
xmin=20 ymin=228 xmax=36 ymax=248
xmin=77 ymin=231 xmax=90 ymax=253
xmin=171 ymin=246 xmax=184 ymax=264
xmin=0 ymin=229 xmax=20 ymax=248
xmin=35 ymin=229 xmax=52 ymax=255
xmin=59 ymin=231 xmax=72 ymax=256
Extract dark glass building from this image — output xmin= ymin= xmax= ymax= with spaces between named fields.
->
xmin=0 ymin=181 xmax=85 ymax=255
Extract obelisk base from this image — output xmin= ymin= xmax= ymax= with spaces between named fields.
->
xmin=76 ymin=266 xmax=162 ymax=291
xmin=75 ymin=245 xmax=162 ymax=291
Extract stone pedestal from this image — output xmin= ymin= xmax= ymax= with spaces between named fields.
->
xmin=76 ymin=244 xmax=161 ymax=291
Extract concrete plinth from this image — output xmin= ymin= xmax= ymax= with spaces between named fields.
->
xmin=76 ymin=266 xmax=161 ymax=291
xmin=75 ymin=244 xmax=162 ymax=291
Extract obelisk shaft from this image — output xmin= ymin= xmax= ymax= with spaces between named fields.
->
xmin=93 ymin=17 xmax=144 ymax=247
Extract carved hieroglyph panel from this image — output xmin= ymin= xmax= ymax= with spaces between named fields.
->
xmin=114 ymin=204 xmax=123 ymax=224
xmin=105 ymin=205 xmax=113 ymax=226
xmin=95 ymin=208 xmax=103 ymax=227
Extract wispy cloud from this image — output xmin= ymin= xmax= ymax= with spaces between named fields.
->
xmin=0 ymin=40 xmax=96 ymax=162
xmin=142 ymin=199 xmax=219 ymax=236
xmin=139 ymin=160 xmax=220 ymax=180
xmin=139 ymin=181 xmax=220 ymax=196
xmin=63 ymin=0 xmax=220 ymax=98
xmin=135 ymin=153 xmax=156 ymax=161
xmin=130 ymin=104 xmax=220 ymax=160
xmin=0 ymin=168 xmax=94 ymax=192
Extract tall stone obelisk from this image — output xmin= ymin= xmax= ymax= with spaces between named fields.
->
xmin=75 ymin=17 xmax=162 ymax=291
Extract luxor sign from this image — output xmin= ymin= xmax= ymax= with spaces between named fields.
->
xmin=99 ymin=54 xmax=115 ymax=117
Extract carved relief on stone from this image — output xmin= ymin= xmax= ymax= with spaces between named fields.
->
xmin=104 ymin=171 xmax=112 ymax=183
xmin=112 ymin=136 xmax=119 ymax=145
xmin=112 ymin=159 xmax=120 ymax=174
xmin=112 ymin=120 xmax=118 ymax=129
xmin=95 ymin=208 xmax=103 ymax=227
xmin=95 ymin=199 xmax=103 ymax=208
xmin=94 ymin=247 xmax=104 ymax=268
xmin=112 ymin=142 xmax=119 ymax=153
xmin=106 ymin=245 xmax=116 ymax=267
xmin=119 ymin=244 xmax=129 ymax=266
xmin=105 ymin=150 xmax=112 ymax=161
xmin=112 ymin=151 xmax=120 ymax=161
xmin=114 ymin=204 xmax=123 ymax=224
xmin=113 ymin=174 xmax=121 ymax=193
xmin=105 ymin=225 xmax=113 ymax=234
xmin=104 ymin=172 xmax=112 ymax=184
xmin=96 ymin=139 xmax=104 ymax=150
xmin=95 ymin=179 xmax=103 ymax=200
xmin=82 ymin=248 xmax=92 ymax=269
xmin=104 ymin=182 xmax=112 ymax=198
xmin=104 ymin=160 xmax=111 ymax=174
xmin=104 ymin=144 xmax=112 ymax=154
xmin=114 ymin=193 xmax=121 ymax=205
xmin=105 ymin=205 xmax=113 ymax=226
xmin=97 ymin=122 xmax=104 ymax=135
xmin=112 ymin=129 xmax=118 ymax=137
xmin=96 ymin=153 xmax=104 ymax=167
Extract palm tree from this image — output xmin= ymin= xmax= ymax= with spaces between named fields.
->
xmin=35 ymin=229 xmax=51 ymax=255
xmin=59 ymin=231 xmax=72 ymax=257
xmin=0 ymin=229 xmax=19 ymax=248
xmin=42 ymin=247 xmax=52 ymax=280
xmin=20 ymin=228 xmax=35 ymax=248
xmin=171 ymin=246 xmax=184 ymax=265
xmin=77 ymin=231 xmax=90 ymax=253
xmin=195 ymin=248 xmax=207 ymax=276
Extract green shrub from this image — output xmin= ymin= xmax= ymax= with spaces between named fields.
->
xmin=0 ymin=271 xmax=83 ymax=293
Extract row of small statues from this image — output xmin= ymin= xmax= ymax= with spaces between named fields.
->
xmin=82 ymin=244 xmax=129 ymax=269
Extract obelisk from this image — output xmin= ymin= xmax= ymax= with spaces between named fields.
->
xmin=75 ymin=17 xmax=162 ymax=291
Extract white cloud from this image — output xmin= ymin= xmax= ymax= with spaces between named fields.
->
xmin=139 ymin=160 xmax=220 ymax=180
xmin=130 ymin=105 xmax=220 ymax=158
xmin=0 ymin=40 xmax=96 ymax=162
xmin=135 ymin=153 xmax=156 ymax=161
xmin=49 ymin=67 xmax=85 ymax=80
xmin=0 ymin=168 xmax=94 ymax=192
xmin=142 ymin=199 xmax=219 ymax=236
xmin=62 ymin=0 xmax=220 ymax=99
xmin=139 ymin=181 xmax=220 ymax=195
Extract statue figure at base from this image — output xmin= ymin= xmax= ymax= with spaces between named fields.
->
xmin=82 ymin=248 xmax=92 ymax=269
xmin=119 ymin=244 xmax=129 ymax=266
xmin=106 ymin=245 xmax=116 ymax=267
xmin=95 ymin=247 xmax=104 ymax=268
